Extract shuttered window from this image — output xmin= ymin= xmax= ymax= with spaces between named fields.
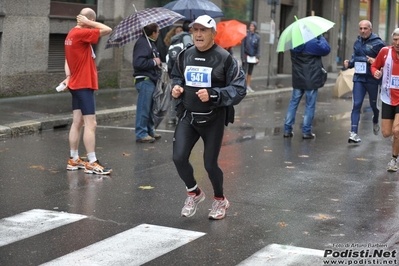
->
xmin=48 ymin=34 xmax=66 ymax=72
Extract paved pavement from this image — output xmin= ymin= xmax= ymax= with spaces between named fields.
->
xmin=0 ymin=73 xmax=339 ymax=138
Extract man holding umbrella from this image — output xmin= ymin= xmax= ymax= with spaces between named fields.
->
xmin=170 ymin=15 xmax=246 ymax=220
xmin=133 ymin=23 xmax=162 ymax=143
xmin=283 ymin=34 xmax=331 ymax=139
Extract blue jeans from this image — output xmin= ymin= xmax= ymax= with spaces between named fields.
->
xmin=284 ymin=88 xmax=318 ymax=135
xmin=350 ymin=81 xmax=379 ymax=133
xmin=135 ymin=80 xmax=155 ymax=139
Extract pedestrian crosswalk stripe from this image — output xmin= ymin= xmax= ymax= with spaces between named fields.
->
xmin=0 ymin=209 xmax=87 ymax=247
xmin=40 ymin=223 xmax=206 ymax=266
xmin=237 ymin=243 xmax=325 ymax=265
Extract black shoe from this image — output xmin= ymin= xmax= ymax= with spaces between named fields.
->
xmin=302 ymin=133 xmax=315 ymax=139
xmin=283 ymin=132 xmax=294 ymax=138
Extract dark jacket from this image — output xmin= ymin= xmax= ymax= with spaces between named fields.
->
xmin=241 ymin=31 xmax=261 ymax=61
xmin=291 ymin=36 xmax=331 ymax=90
xmin=347 ymin=33 xmax=385 ymax=84
xmin=171 ymin=44 xmax=246 ymax=125
xmin=133 ymin=35 xmax=161 ymax=84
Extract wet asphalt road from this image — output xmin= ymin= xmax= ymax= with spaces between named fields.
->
xmin=1 ymin=87 xmax=399 ymax=266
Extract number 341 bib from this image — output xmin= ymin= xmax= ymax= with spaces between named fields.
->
xmin=184 ymin=66 xmax=212 ymax=87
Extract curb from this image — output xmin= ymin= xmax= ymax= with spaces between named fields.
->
xmin=0 ymin=106 xmax=136 ymax=138
xmin=0 ymin=83 xmax=335 ymax=138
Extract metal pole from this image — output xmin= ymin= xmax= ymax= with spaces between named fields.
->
xmin=267 ymin=1 xmax=276 ymax=88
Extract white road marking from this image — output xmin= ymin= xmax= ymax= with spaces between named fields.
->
xmin=237 ymin=243 xmax=325 ymax=266
xmin=40 ymin=223 xmax=206 ymax=266
xmin=0 ymin=209 xmax=87 ymax=247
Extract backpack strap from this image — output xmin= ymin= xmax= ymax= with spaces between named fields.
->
xmin=176 ymin=44 xmax=194 ymax=77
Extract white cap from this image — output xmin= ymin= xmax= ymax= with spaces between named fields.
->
xmin=189 ymin=15 xmax=216 ymax=30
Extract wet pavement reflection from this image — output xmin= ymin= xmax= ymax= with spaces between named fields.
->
xmin=1 ymin=88 xmax=398 ymax=265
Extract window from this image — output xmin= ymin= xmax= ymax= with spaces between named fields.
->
xmin=145 ymin=0 xmax=171 ymax=8
xmin=51 ymin=0 xmax=97 ymax=4
xmin=222 ymin=0 xmax=254 ymax=21
xmin=48 ymin=34 xmax=67 ymax=72
xmin=50 ymin=1 xmax=97 ymax=18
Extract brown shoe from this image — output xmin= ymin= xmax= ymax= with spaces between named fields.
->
xmin=136 ymin=135 xmax=155 ymax=143
xmin=151 ymin=133 xmax=161 ymax=140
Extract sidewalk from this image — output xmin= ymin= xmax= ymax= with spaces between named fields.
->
xmin=0 ymin=74 xmax=338 ymax=138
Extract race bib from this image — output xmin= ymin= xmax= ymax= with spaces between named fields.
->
xmin=390 ymin=75 xmax=399 ymax=89
xmin=354 ymin=62 xmax=367 ymax=74
xmin=184 ymin=66 xmax=212 ymax=87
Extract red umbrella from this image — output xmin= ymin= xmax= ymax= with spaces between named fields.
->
xmin=214 ymin=20 xmax=247 ymax=49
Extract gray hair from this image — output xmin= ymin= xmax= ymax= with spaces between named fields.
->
xmin=392 ymin=28 xmax=399 ymax=36
xmin=359 ymin=20 xmax=372 ymax=29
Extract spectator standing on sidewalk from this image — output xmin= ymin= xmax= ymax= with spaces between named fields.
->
xmin=164 ymin=26 xmax=183 ymax=47
xmin=133 ymin=23 xmax=162 ymax=143
xmin=371 ymin=28 xmax=399 ymax=172
xmin=64 ymin=8 xmax=113 ymax=175
xmin=241 ymin=21 xmax=260 ymax=93
xmin=170 ymin=15 xmax=246 ymax=220
xmin=283 ymin=34 xmax=331 ymax=139
xmin=344 ymin=20 xmax=385 ymax=144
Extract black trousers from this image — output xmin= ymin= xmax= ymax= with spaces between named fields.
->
xmin=172 ymin=108 xmax=226 ymax=198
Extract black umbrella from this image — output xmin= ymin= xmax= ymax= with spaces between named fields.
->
xmin=163 ymin=0 xmax=224 ymax=20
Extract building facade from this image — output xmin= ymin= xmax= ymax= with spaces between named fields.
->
xmin=0 ymin=0 xmax=397 ymax=97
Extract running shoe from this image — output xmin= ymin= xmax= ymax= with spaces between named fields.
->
xmin=372 ymin=115 xmax=380 ymax=135
xmin=387 ymin=158 xmax=398 ymax=172
xmin=208 ymin=197 xmax=230 ymax=220
xmin=181 ymin=189 xmax=205 ymax=217
xmin=348 ymin=131 xmax=361 ymax=143
xmin=84 ymin=160 xmax=112 ymax=175
xmin=67 ymin=157 xmax=85 ymax=171
xmin=246 ymin=86 xmax=255 ymax=93
xmin=373 ymin=123 xmax=380 ymax=135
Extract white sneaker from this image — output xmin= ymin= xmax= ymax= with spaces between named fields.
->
xmin=208 ymin=197 xmax=230 ymax=220
xmin=348 ymin=131 xmax=361 ymax=143
xmin=246 ymin=86 xmax=254 ymax=93
xmin=181 ymin=189 xmax=205 ymax=217
xmin=387 ymin=158 xmax=398 ymax=172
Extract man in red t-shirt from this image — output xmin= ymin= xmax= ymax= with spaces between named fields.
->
xmin=61 ymin=8 xmax=112 ymax=175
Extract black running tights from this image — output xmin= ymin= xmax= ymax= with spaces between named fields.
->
xmin=172 ymin=109 xmax=226 ymax=198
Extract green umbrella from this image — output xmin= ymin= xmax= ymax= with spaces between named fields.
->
xmin=277 ymin=15 xmax=335 ymax=52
